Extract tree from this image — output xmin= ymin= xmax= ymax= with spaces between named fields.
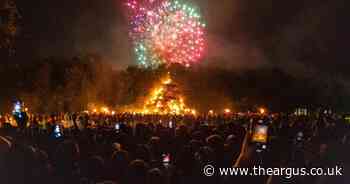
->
xmin=0 ymin=0 xmax=20 ymax=53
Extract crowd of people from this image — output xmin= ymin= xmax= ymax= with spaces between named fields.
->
xmin=0 ymin=111 xmax=349 ymax=184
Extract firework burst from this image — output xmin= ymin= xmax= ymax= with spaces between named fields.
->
xmin=126 ymin=0 xmax=206 ymax=68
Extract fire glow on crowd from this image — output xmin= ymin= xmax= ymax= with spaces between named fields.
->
xmin=126 ymin=0 xmax=206 ymax=68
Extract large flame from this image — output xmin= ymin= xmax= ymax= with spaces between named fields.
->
xmin=142 ymin=74 xmax=194 ymax=115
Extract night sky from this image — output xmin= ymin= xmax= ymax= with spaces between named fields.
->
xmin=13 ymin=0 xmax=343 ymax=75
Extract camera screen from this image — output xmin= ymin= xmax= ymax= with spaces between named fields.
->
xmin=53 ymin=125 xmax=62 ymax=138
xmin=252 ymin=125 xmax=268 ymax=143
xmin=115 ymin=123 xmax=120 ymax=130
xmin=162 ymin=153 xmax=170 ymax=165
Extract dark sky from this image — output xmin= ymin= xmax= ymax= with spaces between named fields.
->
xmin=14 ymin=0 xmax=343 ymax=75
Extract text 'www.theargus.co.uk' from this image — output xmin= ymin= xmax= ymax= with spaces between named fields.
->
xmin=203 ymin=165 xmax=343 ymax=179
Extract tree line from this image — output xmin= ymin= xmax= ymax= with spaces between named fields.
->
xmin=0 ymin=53 xmax=349 ymax=113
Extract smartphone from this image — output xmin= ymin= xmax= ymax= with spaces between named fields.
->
xmin=169 ymin=121 xmax=173 ymax=129
xmin=252 ymin=125 xmax=268 ymax=143
xmin=162 ymin=153 xmax=171 ymax=167
xmin=115 ymin=123 xmax=120 ymax=130
xmin=13 ymin=101 xmax=22 ymax=115
xmin=115 ymin=123 xmax=120 ymax=132
xmin=296 ymin=131 xmax=304 ymax=141
xmin=14 ymin=102 xmax=22 ymax=113
xmin=53 ymin=125 xmax=63 ymax=138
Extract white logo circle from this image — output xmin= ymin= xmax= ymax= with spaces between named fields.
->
xmin=203 ymin=165 xmax=215 ymax=177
